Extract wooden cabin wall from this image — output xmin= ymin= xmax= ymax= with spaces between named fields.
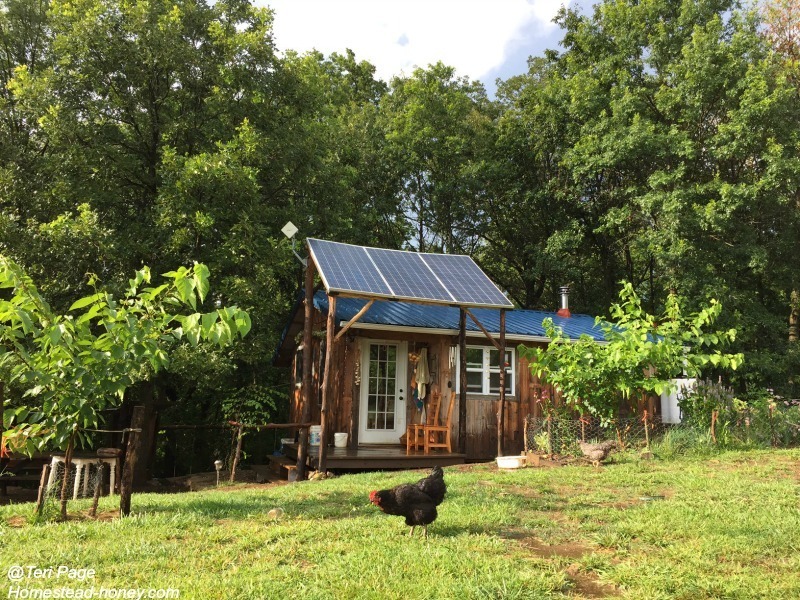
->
xmin=288 ymin=318 xmax=665 ymax=461
xmin=462 ymin=346 xmax=545 ymax=460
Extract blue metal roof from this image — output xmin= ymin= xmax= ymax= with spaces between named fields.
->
xmin=314 ymin=292 xmax=606 ymax=341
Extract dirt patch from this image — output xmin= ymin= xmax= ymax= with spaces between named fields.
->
xmin=142 ymin=468 xmax=286 ymax=494
xmin=499 ymin=529 xmax=591 ymax=558
xmin=565 ymin=565 xmax=619 ymax=598
xmin=525 ymin=540 xmax=591 ymax=559
xmin=6 ymin=515 xmax=27 ymax=527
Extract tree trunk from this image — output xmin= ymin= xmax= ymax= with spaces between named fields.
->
xmin=133 ymin=381 xmax=158 ymax=486
xmin=119 ymin=405 xmax=146 ymax=517
xmin=229 ymin=423 xmax=244 ymax=483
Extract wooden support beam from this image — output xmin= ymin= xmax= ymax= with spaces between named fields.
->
xmin=334 ymin=299 xmax=373 ymax=342
xmin=458 ymin=308 xmax=467 ymax=454
xmin=498 ymin=309 xmax=506 ymax=457
xmin=464 ymin=308 xmax=502 ymax=352
xmin=318 ymin=295 xmax=336 ymax=474
xmin=296 ymin=257 xmax=315 ymax=480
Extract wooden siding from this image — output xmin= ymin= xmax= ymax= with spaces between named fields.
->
xmin=289 ymin=305 xmax=552 ymax=461
xmin=287 ymin=306 xmax=660 ymax=462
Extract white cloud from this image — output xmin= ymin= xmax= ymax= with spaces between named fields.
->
xmin=258 ymin=0 xmax=566 ymax=84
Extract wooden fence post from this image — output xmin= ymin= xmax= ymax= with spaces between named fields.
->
xmin=35 ymin=463 xmax=51 ymax=517
xmin=119 ymin=405 xmax=146 ymax=517
xmin=59 ymin=433 xmax=75 ymax=521
xmin=710 ymin=410 xmax=718 ymax=444
xmin=230 ymin=423 xmax=244 ymax=483
xmin=89 ymin=462 xmax=104 ymax=517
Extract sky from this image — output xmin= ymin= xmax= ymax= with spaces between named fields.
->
xmin=257 ymin=0 xmax=586 ymax=96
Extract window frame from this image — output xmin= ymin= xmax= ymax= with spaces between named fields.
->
xmin=455 ymin=344 xmax=515 ymax=396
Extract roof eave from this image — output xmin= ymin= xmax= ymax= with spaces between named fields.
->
xmin=342 ymin=321 xmax=607 ymax=344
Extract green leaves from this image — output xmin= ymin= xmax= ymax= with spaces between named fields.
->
xmin=0 ymin=258 xmax=250 ymax=455
xmin=523 ymin=282 xmax=743 ymax=421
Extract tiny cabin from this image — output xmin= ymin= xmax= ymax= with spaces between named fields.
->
xmin=273 ymin=239 xmax=607 ymax=470
xmin=275 ymin=292 xmax=606 ymax=461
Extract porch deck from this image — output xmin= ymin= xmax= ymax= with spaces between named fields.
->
xmin=283 ymin=444 xmax=466 ymax=471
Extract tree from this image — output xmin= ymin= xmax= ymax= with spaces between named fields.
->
xmin=521 ymin=282 xmax=743 ymax=424
xmin=380 ymin=62 xmax=492 ymax=253
xmin=0 ymin=257 xmax=250 ymax=456
xmin=503 ymin=0 xmax=800 ymax=393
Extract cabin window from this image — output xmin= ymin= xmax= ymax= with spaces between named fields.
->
xmin=460 ymin=346 xmax=515 ymax=395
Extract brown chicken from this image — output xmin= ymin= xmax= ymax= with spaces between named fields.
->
xmin=578 ymin=440 xmax=617 ymax=467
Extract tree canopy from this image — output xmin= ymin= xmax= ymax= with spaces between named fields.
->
xmin=0 ymin=0 xmax=798 ymax=436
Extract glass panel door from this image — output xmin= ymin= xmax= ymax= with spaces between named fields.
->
xmin=360 ymin=341 xmax=407 ymax=443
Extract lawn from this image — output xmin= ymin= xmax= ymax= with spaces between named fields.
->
xmin=1 ymin=449 xmax=799 ymax=599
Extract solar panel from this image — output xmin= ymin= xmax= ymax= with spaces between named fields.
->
xmin=307 ymin=238 xmax=513 ymax=308
xmin=421 ymin=253 xmax=513 ymax=307
xmin=368 ymin=248 xmax=454 ymax=303
xmin=309 ymin=239 xmax=391 ymax=296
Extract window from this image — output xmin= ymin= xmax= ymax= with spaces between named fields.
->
xmin=460 ymin=346 xmax=514 ymax=395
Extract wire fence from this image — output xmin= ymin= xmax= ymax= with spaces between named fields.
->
xmin=525 ymin=411 xmax=800 ymax=457
xmin=36 ymin=459 xmax=108 ymax=520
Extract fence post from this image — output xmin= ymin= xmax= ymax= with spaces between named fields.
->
xmin=59 ymin=433 xmax=75 ymax=522
xmin=523 ymin=415 xmax=529 ymax=453
xmin=546 ymin=413 xmax=553 ymax=456
xmin=710 ymin=410 xmax=718 ymax=444
xmin=89 ymin=462 xmax=104 ymax=518
xmin=230 ymin=423 xmax=244 ymax=483
xmin=769 ymin=404 xmax=776 ymax=447
xmin=35 ymin=463 xmax=51 ymax=517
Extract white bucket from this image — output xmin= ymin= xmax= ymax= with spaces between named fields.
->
xmin=334 ymin=432 xmax=348 ymax=448
xmin=309 ymin=425 xmax=322 ymax=446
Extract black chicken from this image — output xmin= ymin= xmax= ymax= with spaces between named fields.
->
xmin=369 ymin=465 xmax=446 ymax=538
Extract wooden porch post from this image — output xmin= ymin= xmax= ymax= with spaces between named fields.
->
xmin=458 ymin=308 xmax=467 ymax=454
xmin=318 ymin=295 xmax=336 ymax=474
xmin=296 ymin=257 xmax=315 ymax=480
xmin=497 ymin=309 xmax=506 ymax=457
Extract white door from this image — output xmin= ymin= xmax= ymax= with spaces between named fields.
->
xmin=359 ymin=340 xmax=407 ymax=444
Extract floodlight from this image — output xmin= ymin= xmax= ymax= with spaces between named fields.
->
xmin=281 ymin=221 xmax=299 ymax=239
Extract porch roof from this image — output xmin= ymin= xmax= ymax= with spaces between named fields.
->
xmin=314 ymin=292 xmax=606 ymax=343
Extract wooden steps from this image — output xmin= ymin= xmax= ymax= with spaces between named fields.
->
xmin=268 ymin=455 xmax=298 ymax=481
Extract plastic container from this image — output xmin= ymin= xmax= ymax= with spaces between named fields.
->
xmin=279 ymin=438 xmax=294 ymax=455
xmin=334 ymin=432 xmax=348 ymax=448
xmin=495 ymin=455 xmax=526 ymax=469
xmin=309 ymin=425 xmax=322 ymax=446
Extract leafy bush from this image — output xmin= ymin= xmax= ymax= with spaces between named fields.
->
xmin=522 ymin=283 xmax=742 ymax=425
xmin=678 ymin=379 xmax=738 ymax=429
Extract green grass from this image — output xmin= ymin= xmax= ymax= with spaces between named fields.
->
xmin=1 ymin=449 xmax=799 ymax=599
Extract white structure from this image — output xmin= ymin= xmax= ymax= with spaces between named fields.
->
xmin=660 ymin=378 xmax=696 ymax=423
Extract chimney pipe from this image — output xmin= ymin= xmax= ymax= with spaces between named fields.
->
xmin=557 ymin=286 xmax=571 ymax=318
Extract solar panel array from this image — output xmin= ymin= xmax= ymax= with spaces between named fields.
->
xmin=307 ymin=238 xmax=513 ymax=308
